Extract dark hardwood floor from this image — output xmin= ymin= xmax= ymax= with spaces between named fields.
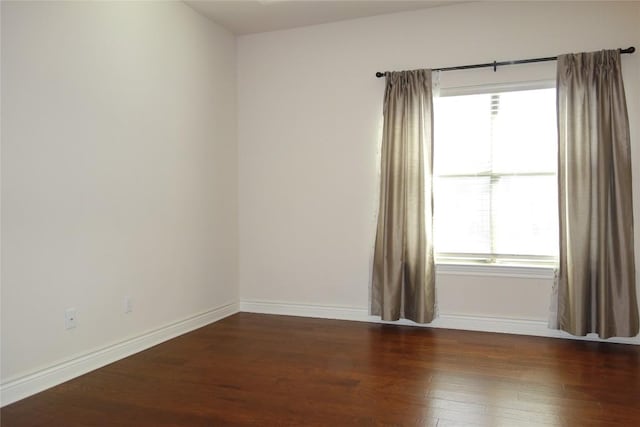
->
xmin=2 ymin=313 xmax=639 ymax=426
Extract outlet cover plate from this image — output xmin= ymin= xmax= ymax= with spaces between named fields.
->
xmin=65 ymin=308 xmax=77 ymax=329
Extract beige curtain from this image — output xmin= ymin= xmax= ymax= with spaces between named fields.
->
xmin=555 ymin=50 xmax=639 ymax=338
xmin=371 ymin=69 xmax=435 ymax=323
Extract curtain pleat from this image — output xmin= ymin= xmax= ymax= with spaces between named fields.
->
xmin=371 ymin=69 xmax=435 ymax=323
xmin=555 ymin=50 xmax=639 ymax=338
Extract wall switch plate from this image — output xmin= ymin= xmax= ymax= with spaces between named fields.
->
xmin=124 ymin=296 xmax=133 ymax=314
xmin=65 ymin=308 xmax=77 ymax=329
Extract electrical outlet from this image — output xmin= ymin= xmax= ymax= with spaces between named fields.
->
xmin=65 ymin=308 xmax=77 ymax=329
xmin=124 ymin=296 xmax=133 ymax=314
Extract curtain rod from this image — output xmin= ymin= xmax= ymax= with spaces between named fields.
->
xmin=375 ymin=46 xmax=636 ymax=78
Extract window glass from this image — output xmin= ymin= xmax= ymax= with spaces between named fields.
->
xmin=433 ymin=87 xmax=558 ymax=264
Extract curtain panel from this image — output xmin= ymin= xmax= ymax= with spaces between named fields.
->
xmin=371 ymin=69 xmax=436 ymax=323
xmin=555 ymin=50 xmax=639 ymax=338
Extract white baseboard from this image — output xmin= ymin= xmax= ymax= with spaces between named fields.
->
xmin=239 ymin=300 xmax=640 ymax=345
xmin=1 ymin=302 xmax=239 ymax=407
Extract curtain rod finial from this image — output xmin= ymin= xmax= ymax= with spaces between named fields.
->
xmin=376 ymin=72 xmax=386 ymax=78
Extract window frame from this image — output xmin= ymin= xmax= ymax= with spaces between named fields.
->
xmin=433 ymin=80 xmax=559 ymax=269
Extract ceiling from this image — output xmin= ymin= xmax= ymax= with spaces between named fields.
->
xmin=185 ymin=1 xmax=461 ymax=35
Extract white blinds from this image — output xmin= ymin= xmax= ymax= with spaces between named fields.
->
xmin=433 ymin=87 xmax=558 ymax=262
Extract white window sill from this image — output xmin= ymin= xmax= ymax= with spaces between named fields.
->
xmin=435 ymin=263 xmax=556 ymax=279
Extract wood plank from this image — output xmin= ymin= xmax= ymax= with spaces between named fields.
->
xmin=2 ymin=313 xmax=639 ymax=426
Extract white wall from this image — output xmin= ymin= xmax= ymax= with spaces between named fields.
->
xmin=238 ymin=2 xmax=640 ymax=333
xmin=1 ymin=1 xmax=238 ymax=385
xmin=2 ymin=0 xmax=639 ymax=401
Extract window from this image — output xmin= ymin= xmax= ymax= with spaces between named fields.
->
xmin=433 ymin=84 xmax=558 ymax=266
